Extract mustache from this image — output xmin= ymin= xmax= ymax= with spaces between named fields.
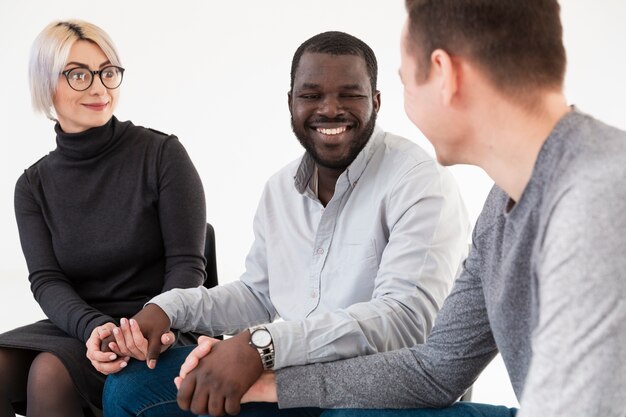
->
xmin=307 ymin=116 xmax=353 ymax=125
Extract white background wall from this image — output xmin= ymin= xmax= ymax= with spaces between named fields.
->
xmin=1 ymin=0 xmax=624 ymax=408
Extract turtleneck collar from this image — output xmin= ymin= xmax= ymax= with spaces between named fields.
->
xmin=54 ymin=116 xmax=123 ymax=160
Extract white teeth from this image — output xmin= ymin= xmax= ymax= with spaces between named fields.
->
xmin=317 ymin=126 xmax=347 ymax=135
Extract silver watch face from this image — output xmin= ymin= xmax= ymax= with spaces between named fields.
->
xmin=251 ymin=328 xmax=272 ymax=348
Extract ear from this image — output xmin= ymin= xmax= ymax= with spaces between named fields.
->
xmin=430 ymin=49 xmax=459 ymax=106
xmin=287 ymin=90 xmax=293 ymax=115
xmin=372 ymin=90 xmax=381 ymax=114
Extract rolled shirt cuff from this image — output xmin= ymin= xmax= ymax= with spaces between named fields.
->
xmin=265 ymin=319 xmax=307 ymax=369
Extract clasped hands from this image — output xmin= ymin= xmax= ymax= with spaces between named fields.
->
xmin=85 ymin=304 xmax=277 ymax=416
xmin=85 ymin=304 xmax=174 ymax=374
xmin=173 ymin=332 xmax=277 ymax=415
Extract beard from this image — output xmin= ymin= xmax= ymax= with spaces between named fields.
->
xmin=292 ymin=111 xmax=377 ymax=170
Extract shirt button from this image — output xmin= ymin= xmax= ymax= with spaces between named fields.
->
xmin=310 ymin=291 xmax=317 ymax=298
xmin=316 ymin=248 xmax=324 ymax=255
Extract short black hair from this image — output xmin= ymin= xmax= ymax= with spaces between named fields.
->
xmin=290 ymin=31 xmax=378 ymax=94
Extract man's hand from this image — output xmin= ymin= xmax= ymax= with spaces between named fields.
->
xmin=177 ymin=330 xmax=264 ymax=416
xmin=98 ymin=304 xmax=175 ymax=368
xmin=86 ymin=322 xmax=130 ymax=375
xmin=174 ymin=335 xmax=221 ymax=390
xmin=241 ymin=371 xmax=278 ymax=404
xmin=104 ymin=316 xmax=176 ymax=361
xmin=129 ymin=303 xmax=176 ymax=368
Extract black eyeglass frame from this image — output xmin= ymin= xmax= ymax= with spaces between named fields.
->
xmin=60 ymin=65 xmax=126 ymax=91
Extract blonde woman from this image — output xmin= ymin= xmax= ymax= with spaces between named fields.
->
xmin=0 ymin=20 xmax=206 ymax=417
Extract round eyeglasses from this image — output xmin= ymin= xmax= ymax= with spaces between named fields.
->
xmin=61 ymin=66 xmax=125 ymax=91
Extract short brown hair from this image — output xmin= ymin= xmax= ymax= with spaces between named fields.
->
xmin=404 ymin=0 xmax=566 ymax=96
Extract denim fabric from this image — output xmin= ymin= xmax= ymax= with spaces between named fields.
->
xmin=104 ymin=346 xmax=324 ymax=417
xmin=103 ymin=347 xmax=516 ymax=417
xmin=200 ymin=403 xmax=516 ymax=417
xmin=103 ymin=346 xmax=196 ymax=417
xmin=200 ymin=403 xmax=323 ymax=417
xmin=319 ymin=403 xmax=517 ymax=417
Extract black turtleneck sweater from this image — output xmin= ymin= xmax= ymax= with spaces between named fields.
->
xmin=14 ymin=116 xmax=206 ymax=343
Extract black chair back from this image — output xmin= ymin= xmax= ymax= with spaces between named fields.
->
xmin=204 ymin=223 xmax=219 ymax=289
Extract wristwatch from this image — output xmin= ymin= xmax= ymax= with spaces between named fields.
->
xmin=249 ymin=325 xmax=275 ymax=370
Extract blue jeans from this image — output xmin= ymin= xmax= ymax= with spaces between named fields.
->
xmin=103 ymin=346 xmax=323 ymax=417
xmin=202 ymin=403 xmax=516 ymax=417
xmin=104 ymin=346 xmax=196 ymax=417
xmin=318 ymin=404 xmax=518 ymax=416
xmin=104 ymin=346 xmax=517 ymax=417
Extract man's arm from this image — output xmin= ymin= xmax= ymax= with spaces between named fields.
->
xmin=173 ymin=264 xmax=495 ymax=415
xmin=109 ymin=279 xmax=273 ymax=371
xmin=518 ymin=177 xmax=626 ymax=417
xmin=267 ymin=163 xmax=471 ymax=369
xmin=173 ymin=161 xmax=472 ymax=413
xmin=97 ymin=184 xmax=278 ymax=368
xmin=274 ymin=250 xmax=498 ymax=409
xmin=146 ymin=183 xmax=278 ymax=336
xmin=149 ymin=281 xmax=274 ymax=335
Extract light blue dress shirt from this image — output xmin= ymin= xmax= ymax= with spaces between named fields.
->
xmin=150 ymin=127 xmax=470 ymax=369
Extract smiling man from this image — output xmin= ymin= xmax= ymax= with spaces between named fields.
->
xmin=101 ymin=31 xmax=469 ymax=417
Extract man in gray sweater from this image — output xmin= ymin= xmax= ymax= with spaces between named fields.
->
xmin=178 ymin=0 xmax=626 ymax=416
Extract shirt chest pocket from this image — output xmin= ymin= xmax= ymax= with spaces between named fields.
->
xmin=329 ymin=238 xmax=380 ymax=303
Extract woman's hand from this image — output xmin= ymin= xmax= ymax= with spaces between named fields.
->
xmin=102 ymin=314 xmax=177 ymax=363
xmin=103 ymin=317 xmax=151 ymax=361
xmin=86 ymin=322 xmax=129 ymax=375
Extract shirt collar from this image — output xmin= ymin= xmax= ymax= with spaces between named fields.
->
xmin=293 ymin=125 xmax=384 ymax=194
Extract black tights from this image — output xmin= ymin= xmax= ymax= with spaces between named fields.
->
xmin=0 ymin=348 xmax=85 ymax=417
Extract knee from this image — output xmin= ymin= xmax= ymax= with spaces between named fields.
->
xmin=103 ymin=349 xmax=192 ymax=417
xmin=28 ymin=352 xmax=72 ymax=393
xmin=103 ymin=359 xmax=166 ymax=416
xmin=102 ymin=374 xmax=127 ymax=415
xmin=0 ymin=349 xmax=14 ymax=387
xmin=103 ymin=360 xmax=146 ymax=410
xmin=0 ymin=348 xmax=36 ymax=403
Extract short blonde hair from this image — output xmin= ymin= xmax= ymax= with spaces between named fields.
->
xmin=29 ymin=20 xmax=122 ymax=120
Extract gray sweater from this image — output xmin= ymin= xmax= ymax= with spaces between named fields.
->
xmin=276 ymin=109 xmax=626 ymax=417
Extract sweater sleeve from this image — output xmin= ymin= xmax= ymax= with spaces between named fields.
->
xmin=156 ymin=137 xmax=206 ymax=292
xmin=518 ymin=172 xmax=626 ymax=417
xmin=15 ymin=173 xmax=115 ymax=342
xmin=150 ymin=182 xmax=276 ymax=335
xmin=275 ymin=244 xmax=498 ymax=409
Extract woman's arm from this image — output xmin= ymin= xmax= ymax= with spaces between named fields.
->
xmin=15 ymin=173 xmax=115 ymax=343
xmin=156 ymin=136 xmax=206 ymax=292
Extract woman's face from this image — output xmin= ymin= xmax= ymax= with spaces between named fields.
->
xmin=53 ymin=40 xmax=119 ymax=133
